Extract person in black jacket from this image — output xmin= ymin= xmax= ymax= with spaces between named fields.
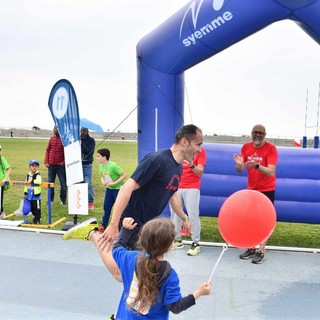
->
xmin=80 ymin=127 xmax=96 ymax=210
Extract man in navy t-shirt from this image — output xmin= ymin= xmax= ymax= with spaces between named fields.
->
xmin=105 ymin=124 xmax=204 ymax=248
xmin=63 ymin=124 xmax=204 ymax=278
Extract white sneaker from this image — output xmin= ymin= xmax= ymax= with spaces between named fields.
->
xmin=0 ymin=212 xmax=6 ymax=220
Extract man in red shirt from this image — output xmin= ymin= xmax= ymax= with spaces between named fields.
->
xmin=171 ymin=147 xmax=206 ymax=256
xmin=233 ymin=124 xmax=278 ymax=264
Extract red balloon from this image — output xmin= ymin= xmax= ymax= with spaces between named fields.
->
xmin=218 ymin=190 xmax=277 ymax=248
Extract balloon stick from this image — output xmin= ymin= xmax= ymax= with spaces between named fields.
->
xmin=208 ymin=244 xmax=228 ymax=283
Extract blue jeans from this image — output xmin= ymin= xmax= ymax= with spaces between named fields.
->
xmin=82 ymin=164 xmax=94 ymax=204
xmin=102 ymin=188 xmax=119 ymax=227
xmin=47 ymin=165 xmax=67 ymax=203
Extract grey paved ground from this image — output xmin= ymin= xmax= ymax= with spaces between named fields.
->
xmin=0 ymin=228 xmax=319 ymax=319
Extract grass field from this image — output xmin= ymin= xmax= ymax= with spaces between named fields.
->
xmin=1 ymin=137 xmax=320 ymax=248
xmin=0 ymin=138 xmax=137 ymax=229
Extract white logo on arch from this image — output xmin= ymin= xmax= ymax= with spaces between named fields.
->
xmin=179 ymin=0 xmax=226 ymax=38
xmin=213 ymin=0 xmax=225 ymax=11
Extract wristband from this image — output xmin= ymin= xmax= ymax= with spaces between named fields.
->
xmin=190 ymin=164 xmax=195 ymax=169
xmin=181 ymin=215 xmax=188 ymax=222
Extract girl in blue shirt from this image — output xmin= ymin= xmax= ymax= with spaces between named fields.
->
xmin=111 ymin=217 xmax=211 ymax=319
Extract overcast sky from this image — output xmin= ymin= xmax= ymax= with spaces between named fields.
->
xmin=1 ymin=0 xmax=320 ymax=139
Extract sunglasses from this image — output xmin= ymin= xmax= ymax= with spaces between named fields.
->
xmin=252 ymin=131 xmax=265 ymax=135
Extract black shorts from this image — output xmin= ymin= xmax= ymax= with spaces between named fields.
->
xmin=261 ymin=190 xmax=275 ymax=204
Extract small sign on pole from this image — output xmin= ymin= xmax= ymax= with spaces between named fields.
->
xmin=68 ymin=183 xmax=88 ymax=215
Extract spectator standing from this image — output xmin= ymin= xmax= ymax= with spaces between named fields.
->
xmin=80 ymin=127 xmax=96 ymax=210
xmin=171 ymin=147 xmax=206 ymax=256
xmin=233 ymin=124 xmax=278 ymax=264
xmin=44 ymin=126 xmax=67 ymax=206
xmin=97 ymin=148 xmax=127 ymax=233
xmin=24 ymin=160 xmax=42 ymax=224
xmin=0 ymin=145 xmax=12 ymax=219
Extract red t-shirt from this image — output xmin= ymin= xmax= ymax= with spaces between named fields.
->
xmin=179 ymin=148 xmax=207 ymax=189
xmin=241 ymin=141 xmax=278 ymax=192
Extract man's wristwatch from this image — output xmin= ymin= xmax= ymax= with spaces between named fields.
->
xmin=255 ymin=164 xmax=260 ymax=169
xmin=190 ymin=164 xmax=195 ymax=169
xmin=181 ymin=215 xmax=188 ymax=222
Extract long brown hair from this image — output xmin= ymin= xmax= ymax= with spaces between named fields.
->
xmin=128 ymin=218 xmax=175 ymax=313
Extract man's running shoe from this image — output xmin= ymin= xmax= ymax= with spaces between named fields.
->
xmin=239 ymin=248 xmax=257 ymax=260
xmin=172 ymin=240 xmax=184 ymax=249
xmin=62 ymin=218 xmax=99 ymax=241
xmin=252 ymin=251 xmax=265 ymax=264
xmin=187 ymin=243 xmax=201 ymax=256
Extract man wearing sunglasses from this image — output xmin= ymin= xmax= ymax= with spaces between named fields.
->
xmin=233 ymin=124 xmax=278 ymax=264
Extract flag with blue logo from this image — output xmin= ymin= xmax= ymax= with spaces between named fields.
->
xmin=48 ymin=79 xmax=83 ymax=186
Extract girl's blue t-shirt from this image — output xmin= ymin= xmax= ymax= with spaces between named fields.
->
xmin=113 ymin=246 xmax=182 ymax=319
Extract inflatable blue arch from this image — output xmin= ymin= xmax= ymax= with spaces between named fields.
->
xmin=136 ymin=0 xmax=320 ymax=223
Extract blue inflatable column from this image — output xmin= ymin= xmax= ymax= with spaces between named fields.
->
xmin=137 ymin=58 xmax=184 ymax=161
